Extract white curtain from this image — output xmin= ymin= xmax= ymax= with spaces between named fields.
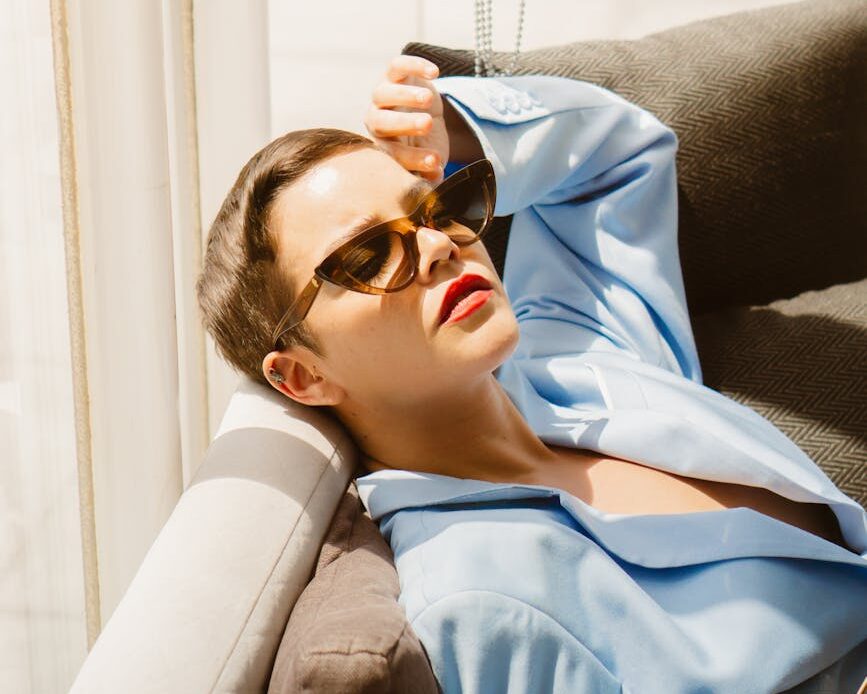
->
xmin=0 ymin=1 xmax=270 ymax=691
xmin=0 ymin=3 xmax=87 ymax=692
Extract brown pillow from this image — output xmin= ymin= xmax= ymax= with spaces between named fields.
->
xmin=404 ymin=0 xmax=867 ymax=315
xmin=267 ymin=477 xmax=439 ymax=694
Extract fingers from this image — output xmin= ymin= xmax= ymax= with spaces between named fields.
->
xmin=366 ymin=56 xmax=441 ymax=139
xmin=373 ymin=139 xmax=442 ymax=175
xmin=384 ymin=55 xmax=439 ymax=84
xmin=369 ymin=56 xmax=442 ymax=122
xmin=364 ymin=55 xmax=446 ymax=183
xmin=365 ymin=103 xmax=433 ymax=139
xmin=372 ymin=80 xmax=434 ymax=110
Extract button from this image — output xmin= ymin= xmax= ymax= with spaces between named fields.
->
xmin=488 ymin=94 xmax=507 ymax=113
xmin=525 ymin=90 xmax=543 ymax=108
xmin=484 ymin=82 xmax=539 ymax=115
xmin=505 ymin=96 xmax=521 ymax=114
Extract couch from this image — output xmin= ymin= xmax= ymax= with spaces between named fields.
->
xmin=69 ymin=1 xmax=865 ymax=692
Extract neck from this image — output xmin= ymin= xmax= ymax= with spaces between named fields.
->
xmin=334 ymin=372 xmax=555 ymax=483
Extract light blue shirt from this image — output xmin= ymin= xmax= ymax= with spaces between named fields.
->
xmin=355 ymin=75 xmax=867 ymax=693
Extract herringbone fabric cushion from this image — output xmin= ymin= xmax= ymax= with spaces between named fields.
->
xmin=694 ymin=278 xmax=867 ymax=507
xmin=403 ymin=0 xmax=867 ymax=315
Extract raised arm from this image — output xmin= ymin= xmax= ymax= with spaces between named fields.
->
xmin=364 ymin=60 xmax=700 ymax=384
xmin=434 ymin=74 xmax=701 ymax=383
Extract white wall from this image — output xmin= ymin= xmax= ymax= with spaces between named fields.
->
xmin=268 ymin=0 xmax=795 ymax=137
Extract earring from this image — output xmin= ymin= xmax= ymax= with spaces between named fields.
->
xmin=269 ymin=368 xmax=285 ymax=384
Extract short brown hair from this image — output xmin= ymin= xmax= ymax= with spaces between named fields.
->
xmin=196 ymin=128 xmax=377 ymax=386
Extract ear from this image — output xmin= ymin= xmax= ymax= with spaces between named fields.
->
xmin=261 ymin=348 xmax=345 ymax=407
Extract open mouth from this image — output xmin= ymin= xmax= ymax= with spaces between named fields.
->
xmin=438 ymin=273 xmax=494 ymax=326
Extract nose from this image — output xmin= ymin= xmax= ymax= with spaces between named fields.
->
xmin=414 ymin=225 xmax=460 ymax=284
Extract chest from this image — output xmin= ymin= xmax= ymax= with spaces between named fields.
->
xmin=537 ymin=446 xmax=846 ymax=548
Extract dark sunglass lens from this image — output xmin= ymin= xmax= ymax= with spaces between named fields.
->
xmin=427 ymin=175 xmax=490 ymax=244
xmin=342 ymin=231 xmax=407 ymax=289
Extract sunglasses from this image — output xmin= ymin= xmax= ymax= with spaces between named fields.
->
xmin=271 ymin=158 xmax=497 ymax=350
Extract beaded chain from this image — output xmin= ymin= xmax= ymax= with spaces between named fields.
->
xmin=474 ymin=0 xmax=526 ymax=77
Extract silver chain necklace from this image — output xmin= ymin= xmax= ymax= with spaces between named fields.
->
xmin=474 ymin=0 xmax=526 ymax=78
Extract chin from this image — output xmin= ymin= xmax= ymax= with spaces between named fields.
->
xmin=464 ymin=304 xmax=520 ymax=375
xmin=432 ymin=294 xmax=520 ymax=378
xmin=492 ymin=315 xmax=521 ymax=366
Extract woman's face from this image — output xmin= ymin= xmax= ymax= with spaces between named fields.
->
xmin=269 ymin=146 xmax=520 ymax=407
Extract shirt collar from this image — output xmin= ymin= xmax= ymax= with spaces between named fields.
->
xmin=356 ymin=469 xmax=867 ymax=569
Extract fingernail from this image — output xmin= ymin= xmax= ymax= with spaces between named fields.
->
xmin=415 ymin=116 xmax=428 ymax=129
xmin=425 ymin=66 xmax=438 ymax=78
xmin=424 ymin=155 xmax=436 ymax=167
xmin=416 ymin=91 xmax=427 ymax=104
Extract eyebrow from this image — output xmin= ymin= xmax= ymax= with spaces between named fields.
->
xmin=321 ymin=178 xmax=435 ymax=257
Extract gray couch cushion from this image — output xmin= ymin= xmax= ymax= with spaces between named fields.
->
xmin=694 ymin=278 xmax=867 ymax=506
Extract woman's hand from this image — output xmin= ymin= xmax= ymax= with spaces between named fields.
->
xmin=364 ymin=56 xmax=448 ymax=184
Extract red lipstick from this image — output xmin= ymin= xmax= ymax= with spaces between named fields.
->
xmin=438 ymin=273 xmax=493 ymax=326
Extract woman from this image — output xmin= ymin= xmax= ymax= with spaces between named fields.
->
xmin=198 ymin=56 xmax=867 ymax=692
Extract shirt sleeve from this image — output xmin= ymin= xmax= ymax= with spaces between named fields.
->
xmin=435 ymin=75 xmax=701 ymax=382
xmin=410 ymin=590 xmax=621 ymax=694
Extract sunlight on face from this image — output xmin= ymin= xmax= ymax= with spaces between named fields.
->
xmin=304 ymin=165 xmax=340 ymax=196
xmin=271 ymin=147 xmax=520 ymax=407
